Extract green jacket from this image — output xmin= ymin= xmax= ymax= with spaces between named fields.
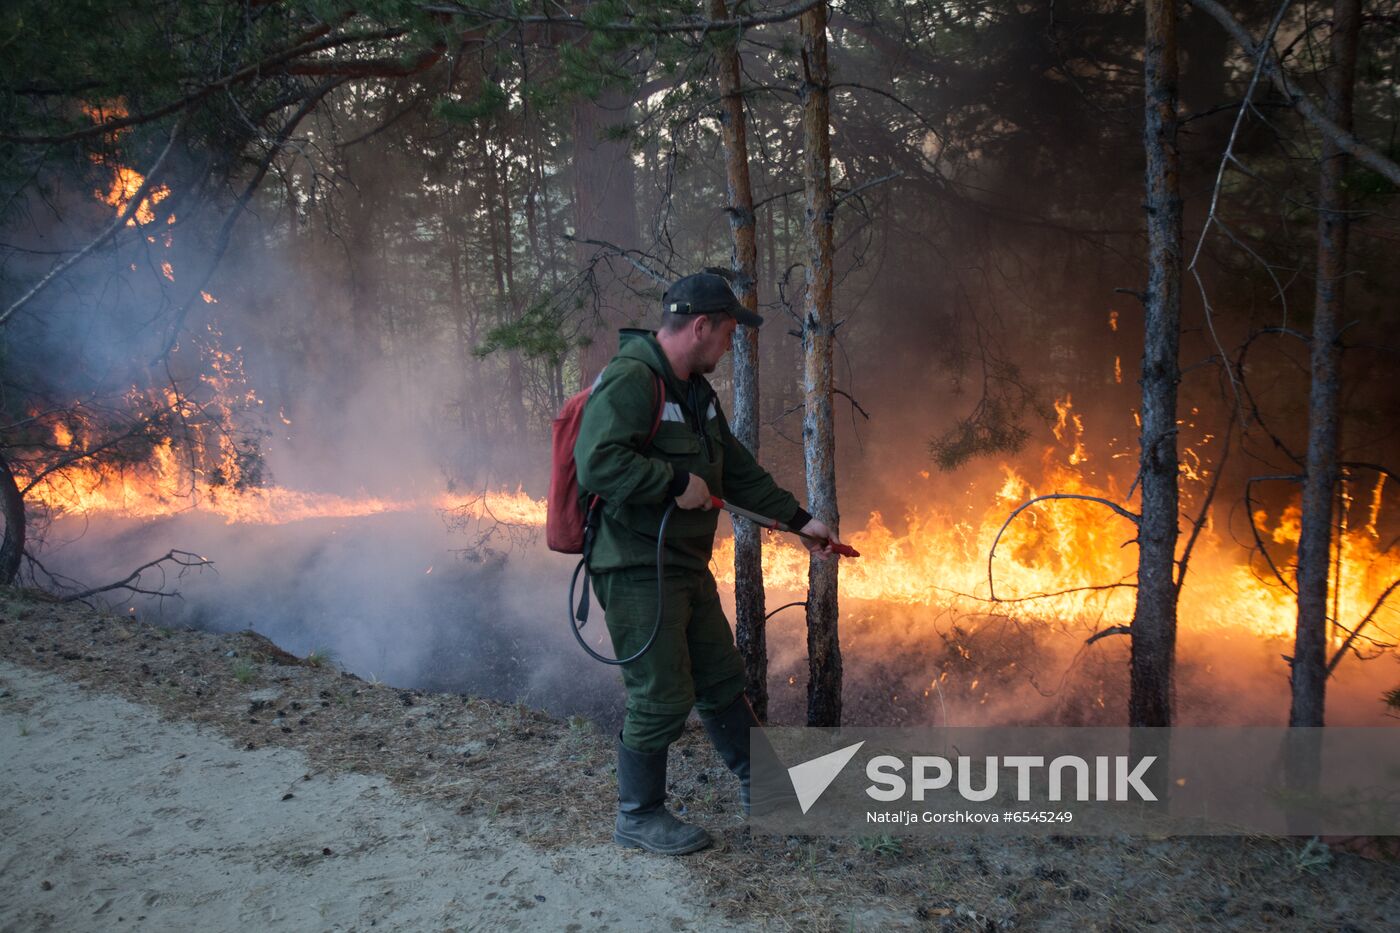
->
xmin=575 ymin=329 xmax=807 ymax=573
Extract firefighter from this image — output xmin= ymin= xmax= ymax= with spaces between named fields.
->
xmin=575 ymin=271 xmax=840 ymax=855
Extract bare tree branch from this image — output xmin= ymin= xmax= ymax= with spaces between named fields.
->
xmin=153 ymin=79 xmax=345 ymax=363
xmin=1327 ymin=578 xmax=1400 ymax=674
xmin=1086 ymin=624 xmax=1133 ymax=645
xmin=0 ymin=115 xmax=186 ymax=326
xmin=286 ymin=41 xmax=447 ymax=77
xmin=1177 ymin=406 xmax=1237 ymax=591
xmin=833 ymin=387 xmax=870 ymax=420
xmin=833 ymin=170 xmax=903 ymax=207
xmin=0 ymin=27 xmax=401 ymax=144
xmin=1340 ymin=461 xmax=1400 ymax=492
xmin=1185 ymin=0 xmax=1291 ymax=414
xmin=1244 ymin=474 xmax=1305 ymax=592
xmin=1235 ymin=329 xmax=1306 ymax=464
xmin=1188 ymin=0 xmax=1400 ymax=186
xmin=988 ymin=494 xmax=1140 ymax=601
xmin=422 ymin=0 xmax=823 ymax=34
xmin=562 ymin=234 xmax=674 ymax=284
xmin=989 ymin=581 xmax=1138 ymax=605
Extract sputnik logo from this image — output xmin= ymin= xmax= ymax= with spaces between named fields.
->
xmin=787 ymin=741 xmax=865 ymax=814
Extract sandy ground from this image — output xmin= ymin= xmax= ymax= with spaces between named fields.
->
xmin=3 ymin=589 xmax=1399 ymax=931
xmin=0 ymin=660 xmax=733 ymax=933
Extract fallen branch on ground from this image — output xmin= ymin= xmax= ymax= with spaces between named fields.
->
xmin=58 ymin=550 xmax=215 ymax=603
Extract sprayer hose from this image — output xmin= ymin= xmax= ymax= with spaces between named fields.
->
xmin=569 ymin=501 xmax=674 ymax=666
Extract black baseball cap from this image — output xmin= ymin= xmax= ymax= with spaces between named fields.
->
xmin=662 ymin=272 xmax=764 ymax=327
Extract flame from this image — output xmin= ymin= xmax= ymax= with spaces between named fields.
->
xmin=28 ymin=456 xmax=547 ymax=527
xmin=29 ymin=372 xmax=546 ymax=528
xmin=1366 ymin=473 xmax=1386 ymax=537
xmin=98 ymin=166 xmax=170 ymax=226
xmin=84 ymin=98 xmax=172 ymax=228
xmin=30 ymin=471 xmax=407 ymax=525
xmin=714 ymin=396 xmax=1399 ymax=645
xmin=26 ymin=322 xmax=263 ymax=520
xmin=716 ymin=458 xmax=1141 ymax=619
xmin=21 ymin=306 xmax=550 ymax=528
xmin=1052 ymin=395 xmax=1088 ymax=466
xmin=28 ymin=367 xmax=1397 ymax=650
xmin=81 ymin=100 xmax=127 ymax=123
xmin=435 ymin=488 xmax=549 ymax=525
xmin=26 ymin=344 xmax=545 ymax=529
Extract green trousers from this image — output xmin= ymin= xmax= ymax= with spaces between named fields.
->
xmin=592 ymin=567 xmax=747 ymax=753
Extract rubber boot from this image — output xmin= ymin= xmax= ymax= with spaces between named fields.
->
xmin=699 ymin=693 xmax=762 ymax=815
xmin=614 ymin=737 xmax=712 ymax=855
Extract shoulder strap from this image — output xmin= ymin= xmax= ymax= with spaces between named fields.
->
xmin=643 ymin=373 xmax=665 ymax=448
xmin=576 ymin=372 xmax=667 ymax=621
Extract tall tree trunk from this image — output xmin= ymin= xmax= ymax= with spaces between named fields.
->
xmin=799 ymin=0 xmax=842 ymax=727
xmin=709 ymin=0 xmax=770 ymax=721
xmin=0 ymin=452 xmax=24 ymax=585
xmin=446 ymin=200 xmax=479 ymax=438
xmin=1291 ymin=0 xmax=1362 ymax=728
xmin=484 ymin=143 xmax=529 ymax=439
xmin=534 ymin=119 xmax=564 ymax=287
xmin=345 ymin=204 xmax=383 ymax=369
xmin=449 ymin=230 xmax=468 ymax=432
xmin=572 ymin=94 xmax=642 ymax=386
xmin=1131 ymin=0 xmax=1183 ymax=728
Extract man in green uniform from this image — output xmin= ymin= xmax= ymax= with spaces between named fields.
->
xmin=575 ymin=271 xmax=839 ymax=855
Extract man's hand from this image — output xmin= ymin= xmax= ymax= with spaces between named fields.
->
xmin=799 ymin=518 xmax=842 ymax=559
xmin=675 ymin=473 xmax=713 ymax=510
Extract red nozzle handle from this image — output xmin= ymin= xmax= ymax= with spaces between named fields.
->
xmin=710 ymin=496 xmax=725 ymax=510
xmin=829 ymin=542 xmax=861 ymax=559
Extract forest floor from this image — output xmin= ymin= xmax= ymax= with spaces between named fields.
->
xmin=1 ymin=587 xmax=1397 ymax=932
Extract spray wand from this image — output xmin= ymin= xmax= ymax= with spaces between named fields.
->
xmin=709 ymin=497 xmax=860 ymax=558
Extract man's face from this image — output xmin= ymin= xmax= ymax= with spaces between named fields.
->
xmin=693 ymin=314 xmax=738 ymax=374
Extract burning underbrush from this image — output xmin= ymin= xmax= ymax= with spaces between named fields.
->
xmin=759 ymin=602 xmax=1398 ymax=727
xmin=15 ymin=359 xmax=1399 ymax=730
xmin=30 ymin=495 xmax=1399 ymax=731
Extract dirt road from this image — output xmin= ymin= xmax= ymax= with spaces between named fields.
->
xmin=0 ymin=660 xmax=732 ymax=932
